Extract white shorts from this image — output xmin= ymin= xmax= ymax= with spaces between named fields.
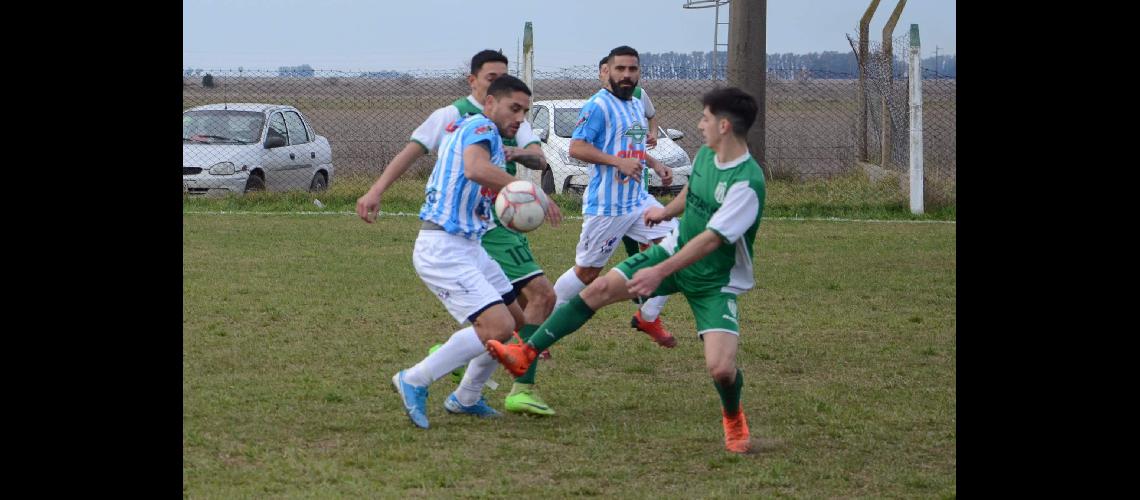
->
xmin=413 ymin=230 xmax=513 ymax=324
xmin=575 ymin=197 xmax=679 ymax=268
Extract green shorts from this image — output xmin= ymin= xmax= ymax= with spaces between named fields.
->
xmin=481 ymin=225 xmax=544 ymax=287
xmin=613 ymin=244 xmax=742 ymax=337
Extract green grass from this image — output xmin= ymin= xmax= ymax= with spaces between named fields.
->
xmin=183 ymin=174 xmax=956 ymax=221
xmin=184 ymin=213 xmax=956 ymax=497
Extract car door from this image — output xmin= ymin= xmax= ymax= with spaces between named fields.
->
xmin=262 ymin=111 xmax=297 ymax=190
xmin=283 ymin=110 xmax=315 ymax=190
xmin=529 ymin=104 xmax=559 ymax=172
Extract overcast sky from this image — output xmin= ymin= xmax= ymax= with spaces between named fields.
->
xmin=183 ymin=0 xmax=955 ymax=72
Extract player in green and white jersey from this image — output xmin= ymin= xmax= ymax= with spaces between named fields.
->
xmin=487 ymin=87 xmax=765 ymax=453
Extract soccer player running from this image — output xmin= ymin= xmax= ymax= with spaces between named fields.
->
xmin=546 ymin=45 xmax=679 ymax=348
xmin=375 ymin=75 xmax=562 ymax=429
xmin=356 ymin=51 xmax=560 ymax=417
xmin=488 ymin=87 xmax=765 ymax=453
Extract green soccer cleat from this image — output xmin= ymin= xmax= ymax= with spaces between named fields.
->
xmin=504 ymin=383 xmax=556 ymax=416
xmin=429 ymin=343 xmax=465 ymax=384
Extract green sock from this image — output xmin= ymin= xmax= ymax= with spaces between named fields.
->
xmin=528 ymin=295 xmax=595 ymax=352
xmin=714 ymin=368 xmax=744 ymax=415
xmin=515 ymin=324 xmax=540 ymax=384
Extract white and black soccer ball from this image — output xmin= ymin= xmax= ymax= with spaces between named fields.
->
xmin=494 ymin=180 xmax=548 ymax=232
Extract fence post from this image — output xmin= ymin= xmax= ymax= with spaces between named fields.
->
xmin=908 ymin=24 xmax=924 ymax=214
xmin=520 ymin=21 xmax=539 ymax=184
xmin=522 ymin=22 xmax=534 ymax=92
xmin=880 ymin=0 xmax=906 ymax=169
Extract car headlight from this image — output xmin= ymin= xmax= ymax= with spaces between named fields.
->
xmin=208 ymin=162 xmax=236 ymax=175
xmin=558 ymin=149 xmax=587 ymax=167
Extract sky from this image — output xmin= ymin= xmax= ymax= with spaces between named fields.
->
xmin=183 ymin=0 xmax=955 ymax=72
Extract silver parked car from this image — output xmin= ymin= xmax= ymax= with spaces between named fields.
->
xmin=183 ymin=103 xmax=334 ymax=196
xmin=527 ymin=99 xmax=692 ymax=195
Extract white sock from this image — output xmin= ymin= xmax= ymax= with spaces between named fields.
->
xmin=552 ymin=267 xmax=587 ymax=309
xmin=455 ymin=352 xmax=499 ymax=406
xmin=639 ymin=295 xmax=669 ymax=322
xmin=404 ymin=327 xmax=482 ymax=387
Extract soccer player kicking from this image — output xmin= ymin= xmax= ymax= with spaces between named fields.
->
xmin=371 ymin=75 xmax=561 ymax=429
xmin=357 ymin=51 xmax=559 ymax=417
xmin=548 ymin=45 xmax=679 ymax=350
xmin=488 ymin=87 xmax=765 ymax=453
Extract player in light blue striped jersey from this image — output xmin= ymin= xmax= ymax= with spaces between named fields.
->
xmin=384 ymin=75 xmax=564 ymax=429
xmin=549 ymin=46 xmax=680 ymax=348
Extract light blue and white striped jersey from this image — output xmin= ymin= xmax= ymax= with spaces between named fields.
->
xmin=418 ymin=114 xmax=505 ymax=240
xmin=571 ymin=89 xmax=650 ymax=216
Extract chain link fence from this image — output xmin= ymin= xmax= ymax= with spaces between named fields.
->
xmin=182 ymin=61 xmax=955 ymax=209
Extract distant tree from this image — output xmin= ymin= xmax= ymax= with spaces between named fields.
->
xmin=202 ymin=74 xmax=215 ymax=88
xmin=277 ymin=64 xmax=315 ymax=77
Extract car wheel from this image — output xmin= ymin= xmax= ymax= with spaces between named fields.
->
xmin=309 ymin=172 xmax=328 ymax=192
xmin=540 ymin=168 xmax=555 ymax=195
xmin=564 ymin=177 xmax=584 ymax=196
xmin=244 ymin=173 xmax=265 ymax=193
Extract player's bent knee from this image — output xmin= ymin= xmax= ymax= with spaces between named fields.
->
xmin=472 ymin=304 xmax=516 ymax=343
xmin=575 ymin=266 xmax=602 ymax=284
xmin=581 ymin=272 xmax=630 ymax=307
xmin=708 ymin=363 xmax=737 ymax=384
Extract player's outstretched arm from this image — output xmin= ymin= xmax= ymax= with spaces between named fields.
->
xmin=644 ymin=185 xmax=687 ymax=227
xmin=356 ymin=142 xmax=427 ymax=223
xmin=627 ymin=229 xmax=721 ymax=297
xmin=505 ymin=144 xmax=547 ymax=171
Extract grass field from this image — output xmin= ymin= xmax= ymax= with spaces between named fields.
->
xmin=183 ymin=206 xmax=956 ymax=497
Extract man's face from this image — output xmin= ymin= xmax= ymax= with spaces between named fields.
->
xmin=468 ymin=61 xmax=508 ymax=100
xmin=486 ymin=90 xmax=531 ymax=139
xmin=698 ymin=106 xmax=726 ymax=146
xmin=606 ymin=55 xmax=639 ymax=100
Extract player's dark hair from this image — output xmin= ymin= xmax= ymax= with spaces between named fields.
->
xmin=471 ymin=49 xmax=508 ymax=75
xmin=488 ymin=74 xmax=531 ymax=98
xmin=606 ymin=45 xmax=639 ymax=64
xmin=701 ymin=87 xmax=758 ymax=137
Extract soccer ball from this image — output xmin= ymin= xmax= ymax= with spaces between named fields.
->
xmin=495 ymin=180 xmax=548 ymax=232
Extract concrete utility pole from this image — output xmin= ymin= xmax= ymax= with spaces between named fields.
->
xmin=726 ymin=0 xmax=767 ymax=168
xmin=880 ymin=0 xmax=907 ymax=169
xmin=857 ymin=0 xmax=881 ymax=162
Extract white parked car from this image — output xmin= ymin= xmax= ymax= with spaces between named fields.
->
xmin=528 ymin=99 xmax=692 ymax=195
xmin=183 ymin=103 xmax=334 ymax=196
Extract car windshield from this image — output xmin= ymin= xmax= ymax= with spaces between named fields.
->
xmin=553 ymin=107 xmax=583 ymax=138
xmin=183 ymin=110 xmax=265 ymax=144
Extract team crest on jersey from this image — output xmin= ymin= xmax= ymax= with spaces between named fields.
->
xmin=445 ymin=121 xmax=459 ymax=133
xmin=714 ymin=181 xmax=727 ymax=203
xmin=474 ymin=124 xmax=492 ymax=135
xmin=624 ymin=123 xmax=648 ymax=143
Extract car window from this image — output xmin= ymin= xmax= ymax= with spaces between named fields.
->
xmin=554 ymin=107 xmax=582 ymax=138
xmin=182 ymin=110 xmax=264 ymax=144
xmin=283 ymin=111 xmax=310 ymax=145
xmin=530 ymin=106 xmax=550 ymax=130
xmin=268 ymin=112 xmax=288 ymax=144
